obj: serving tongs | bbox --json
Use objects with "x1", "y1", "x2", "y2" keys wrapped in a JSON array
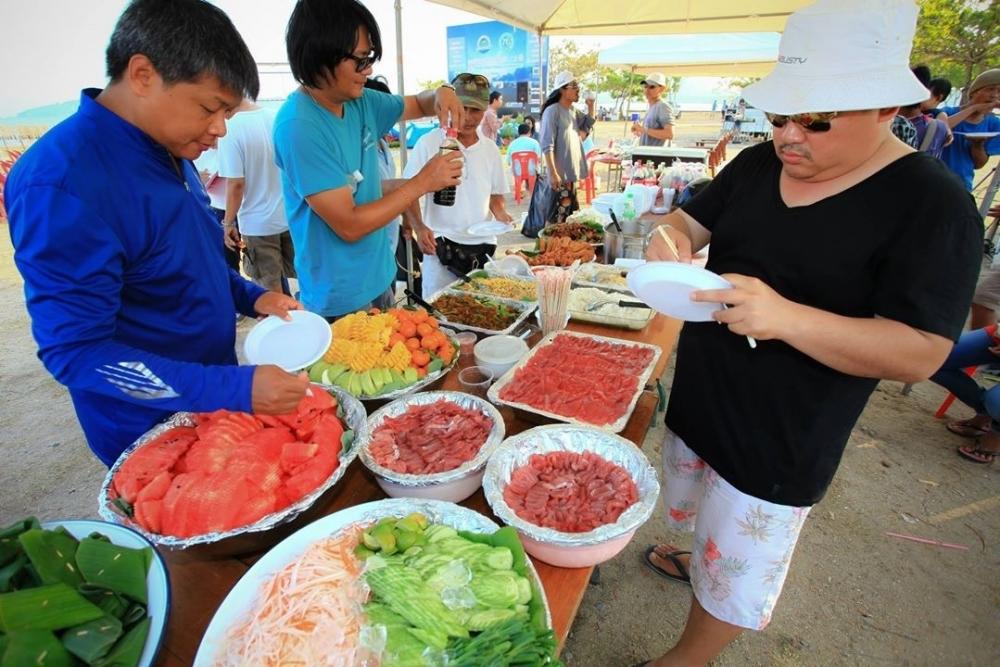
[
  {"x1": 584, "y1": 298, "x2": 648, "y2": 312},
  {"x1": 404, "y1": 288, "x2": 448, "y2": 320}
]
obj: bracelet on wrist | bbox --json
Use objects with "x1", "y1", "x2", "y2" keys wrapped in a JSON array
[{"x1": 438, "y1": 83, "x2": 455, "y2": 91}]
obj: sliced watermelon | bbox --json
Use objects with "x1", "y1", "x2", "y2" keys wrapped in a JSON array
[
  {"x1": 310, "y1": 413, "x2": 345, "y2": 453},
  {"x1": 280, "y1": 441, "x2": 319, "y2": 473},
  {"x1": 232, "y1": 489, "x2": 278, "y2": 528},
  {"x1": 135, "y1": 470, "x2": 172, "y2": 503},
  {"x1": 133, "y1": 498, "x2": 163, "y2": 534},
  {"x1": 113, "y1": 426, "x2": 197, "y2": 503}
]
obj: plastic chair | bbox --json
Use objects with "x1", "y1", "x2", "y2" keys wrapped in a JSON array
[
  {"x1": 510, "y1": 151, "x2": 539, "y2": 204},
  {"x1": 933, "y1": 323, "x2": 998, "y2": 418}
]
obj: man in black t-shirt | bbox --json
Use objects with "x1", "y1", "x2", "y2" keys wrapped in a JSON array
[{"x1": 632, "y1": 2, "x2": 982, "y2": 666}]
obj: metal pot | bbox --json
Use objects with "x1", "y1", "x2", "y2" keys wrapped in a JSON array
[{"x1": 603, "y1": 220, "x2": 654, "y2": 264}]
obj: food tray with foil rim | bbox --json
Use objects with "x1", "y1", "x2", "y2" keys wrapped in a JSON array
[
  {"x1": 486, "y1": 330, "x2": 662, "y2": 434},
  {"x1": 98, "y1": 383, "x2": 369, "y2": 552},
  {"x1": 538, "y1": 222, "x2": 606, "y2": 248},
  {"x1": 192, "y1": 497, "x2": 552, "y2": 666},
  {"x1": 359, "y1": 391, "x2": 506, "y2": 489},
  {"x1": 567, "y1": 286, "x2": 654, "y2": 331},
  {"x1": 572, "y1": 262, "x2": 635, "y2": 295},
  {"x1": 442, "y1": 269, "x2": 538, "y2": 304},
  {"x1": 482, "y1": 425, "x2": 660, "y2": 547},
  {"x1": 426, "y1": 288, "x2": 538, "y2": 336},
  {"x1": 356, "y1": 332, "x2": 461, "y2": 403}
]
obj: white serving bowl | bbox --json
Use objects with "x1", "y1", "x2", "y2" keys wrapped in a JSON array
[
  {"x1": 483, "y1": 425, "x2": 660, "y2": 568},
  {"x1": 474, "y1": 335, "x2": 529, "y2": 378},
  {"x1": 361, "y1": 391, "x2": 505, "y2": 503}
]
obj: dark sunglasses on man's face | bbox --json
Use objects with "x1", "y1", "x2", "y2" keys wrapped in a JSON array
[
  {"x1": 345, "y1": 52, "x2": 377, "y2": 73},
  {"x1": 765, "y1": 111, "x2": 839, "y2": 133}
]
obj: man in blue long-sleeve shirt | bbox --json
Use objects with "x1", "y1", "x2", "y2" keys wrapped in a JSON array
[{"x1": 5, "y1": 0, "x2": 309, "y2": 466}]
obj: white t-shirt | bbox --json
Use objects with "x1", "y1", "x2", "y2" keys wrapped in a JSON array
[
  {"x1": 217, "y1": 108, "x2": 288, "y2": 236},
  {"x1": 402, "y1": 128, "x2": 509, "y2": 244},
  {"x1": 193, "y1": 148, "x2": 227, "y2": 210}
]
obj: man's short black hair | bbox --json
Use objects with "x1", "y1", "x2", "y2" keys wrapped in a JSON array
[
  {"x1": 489, "y1": 91, "x2": 502, "y2": 104},
  {"x1": 517, "y1": 123, "x2": 530, "y2": 136},
  {"x1": 106, "y1": 0, "x2": 259, "y2": 99},
  {"x1": 929, "y1": 78, "x2": 952, "y2": 100},
  {"x1": 911, "y1": 65, "x2": 932, "y2": 88},
  {"x1": 286, "y1": 0, "x2": 382, "y2": 89}
]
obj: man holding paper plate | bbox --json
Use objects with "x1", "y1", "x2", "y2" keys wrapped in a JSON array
[
  {"x1": 633, "y1": 1, "x2": 982, "y2": 665},
  {"x1": 5, "y1": 0, "x2": 310, "y2": 467}
]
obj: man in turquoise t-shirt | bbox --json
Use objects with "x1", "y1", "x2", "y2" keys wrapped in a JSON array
[
  {"x1": 274, "y1": 0, "x2": 463, "y2": 318},
  {"x1": 940, "y1": 68, "x2": 1000, "y2": 190}
]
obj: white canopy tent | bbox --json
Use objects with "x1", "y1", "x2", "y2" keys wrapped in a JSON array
[
  {"x1": 597, "y1": 33, "x2": 781, "y2": 79},
  {"x1": 423, "y1": 0, "x2": 810, "y2": 36}
]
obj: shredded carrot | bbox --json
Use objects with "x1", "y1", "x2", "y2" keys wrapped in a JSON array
[{"x1": 216, "y1": 527, "x2": 369, "y2": 666}]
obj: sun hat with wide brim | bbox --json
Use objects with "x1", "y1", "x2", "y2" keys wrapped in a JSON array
[
  {"x1": 742, "y1": 0, "x2": 930, "y2": 114},
  {"x1": 552, "y1": 70, "x2": 577, "y2": 90}
]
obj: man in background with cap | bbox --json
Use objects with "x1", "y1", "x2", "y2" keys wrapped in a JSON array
[
  {"x1": 403, "y1": 73, "x2": 513, "y2": 297},
  {"x1": 632, "y1": 72, "x2": 674, "y2": 147},
  {"x1": 939, "y1": 68, "x2": 1000, "y2": 191},
  {"x1": 637, "y1": 1, "x2": 981, "y2": 664}
]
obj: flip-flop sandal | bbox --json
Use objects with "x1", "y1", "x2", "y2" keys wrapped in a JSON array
[
  {"x1": 643, "y1": 545, "x2": 691, "y2": 585},
  {"x1": 946, "y1": 419, "x2": 990, "y2": 438},
  {"x1": 958, "y1": 444, "x2": 999, "y2": 464}
]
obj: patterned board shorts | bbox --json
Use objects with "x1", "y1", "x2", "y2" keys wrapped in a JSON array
[{"x1": 661, "y1": 432, "x2": 812, "y2": 630}]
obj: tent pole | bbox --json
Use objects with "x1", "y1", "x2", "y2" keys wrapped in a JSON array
[
  {"x1": 394, "y1": 0, "x2": 407, "y2": 169},
  {"x1": 537, "y1": 30, "x2": 545, "y2": 111},
  {"x1": 623, "y1": 66, "x2": 635, "y2": 137}
]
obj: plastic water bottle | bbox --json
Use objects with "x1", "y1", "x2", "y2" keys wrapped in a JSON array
[
  {"x1": 433, "y1": 128, "x2": 460, "y2": 206},
  {"x1": 622, "y1": 192, "x2": 638, "y2": 234}
]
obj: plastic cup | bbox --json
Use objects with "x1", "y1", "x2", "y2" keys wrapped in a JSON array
[
  {"x1": 454, "y1": 331, "x2": 478, "y2": 358},
  {"x1": 458, "y1": 366, "x2": 495, "y2": 398}
]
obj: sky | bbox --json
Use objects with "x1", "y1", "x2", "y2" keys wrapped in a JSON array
[{"x1": 0, "y1": 0, "x2": 726, "y2": 118}]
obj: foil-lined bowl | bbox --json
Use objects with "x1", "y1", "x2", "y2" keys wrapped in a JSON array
[
  {"x1": 360, "y1": 391, "x2": 505, "y2": 503},
  {"x1": 483, "y1": 425, "x2": 660, "y2": 568},
  {"x1": 98, "y1": 384, "x2": 369, "y2": 558},
  {"x1": 358, "y1": 334, "x2": 461, "y2": 404},
  {"x1": 193, "y1": 498, "x2": 552, "y2": 665}
]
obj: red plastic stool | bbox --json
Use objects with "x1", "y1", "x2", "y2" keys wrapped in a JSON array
[{"x1": 510, "y1": 151, "x2": 538, "y2": 204}]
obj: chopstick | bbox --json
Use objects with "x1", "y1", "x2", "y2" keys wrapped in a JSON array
[{"x1": 655, "y1": 225, "x2": 757, "y2": 350}]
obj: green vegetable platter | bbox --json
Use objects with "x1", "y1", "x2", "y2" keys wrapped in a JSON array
[
  {"x1": 0, "y1": 518, "x2": 169, "y2": 667},
  {"x1": 194, "y1": 498, "x2": 561, "y2": 667}
]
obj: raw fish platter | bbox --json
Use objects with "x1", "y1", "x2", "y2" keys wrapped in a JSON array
[
  {"x1": 488, "y1": 331, "x2": 662, "y2": 433},
  {"x1": 193, "y1": 499, "x2": 559, "y2": 666}
]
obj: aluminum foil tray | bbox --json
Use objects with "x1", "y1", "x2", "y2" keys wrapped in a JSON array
[
  {"x1": 572, "y1": 263, "x2": 634, "y2": 295},
  {"x1": 98, "y1": 384, "x2": 369, "y2": 556},
  {"x1": 567, "y1": 286, "x2": 654, "y2": 331},
  {"x1": 442, "y1": 269, "x2": 538, "y2": 305},
  {"x1": 360, "y1": 391, "x2": 505, "y2": 489},
  {"x1": 483, "y1": 425, "x2": 660, "y2": 547},
  {"x1": 486, "y1": 330, "x2": 662, "y2": 433},
  {"x1": 426, "y1": 289, "x2": 538, "y2": 336}
]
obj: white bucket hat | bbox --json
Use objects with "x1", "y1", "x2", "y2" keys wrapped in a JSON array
[
  {"x1": 553, "y1": 70, "x2": 577, "y2": 90},
  {"x1": 742, "y1": 0, "x2": 929, "y2": 114}
]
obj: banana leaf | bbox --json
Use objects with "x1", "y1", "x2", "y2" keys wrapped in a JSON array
[
  {"x1": 75, "y1": 538, "x2": 147, "y2": 604},
  {"x1": 78, "y1": 584, "x2": 130, "y2": 620},
  {"x1": 0, "y1": 553, "x2": 28, "y2": 593},
  {"x1": 120, "y1": 603, "x2": 147, "y2": 629},
  {"x1": 18, "y1": 529, "x2": 83, "y2": 588},
  {"x1": 61, "y1": 614, "x2": 123, "y2": 663},
  {"x1": 0, "y1": 583, "x2": 104, "y2": 632},
  {"x1": 0, "y1": 630, "x2": 72, "y2": 667},
  {"x1": 92, "y1": 617, "x2": 149, "y2": 667}
]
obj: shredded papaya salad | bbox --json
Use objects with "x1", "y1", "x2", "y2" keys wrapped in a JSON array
[
  {"x1": 217, "y1": 514, "x2": 562, "y2": 666},
  {"x1": 218, "y1": 527, "x2": 369, "y2": 665}
]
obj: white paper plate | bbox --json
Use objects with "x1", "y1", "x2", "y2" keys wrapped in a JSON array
[
  {"x1": 626, "y1": 261, "x2": 731, "y2": 322},
  {"x1": 42, "y1": 519, "x2": 170, "y2": 667},
  {"x1": 956, "y1": 131, "x2": 999, "y2": 139},
  {"x1": 467, "y1": 220, "x2": 512, "y2": 237},
  {"x1": 243, "y1": 310, "x2": 332, "y2": 371}
]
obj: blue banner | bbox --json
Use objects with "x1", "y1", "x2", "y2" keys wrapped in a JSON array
[{"x1": 446, "y1": 21, "x2": 548, "y2": 109}]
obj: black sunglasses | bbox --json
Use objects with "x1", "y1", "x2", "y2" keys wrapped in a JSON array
[
  {"x1": 344, "y1": 52, "x2": 377, "y2": 73},
  {"x1": 765, "y1": 111, "x2": 839, "y2": 133}
]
